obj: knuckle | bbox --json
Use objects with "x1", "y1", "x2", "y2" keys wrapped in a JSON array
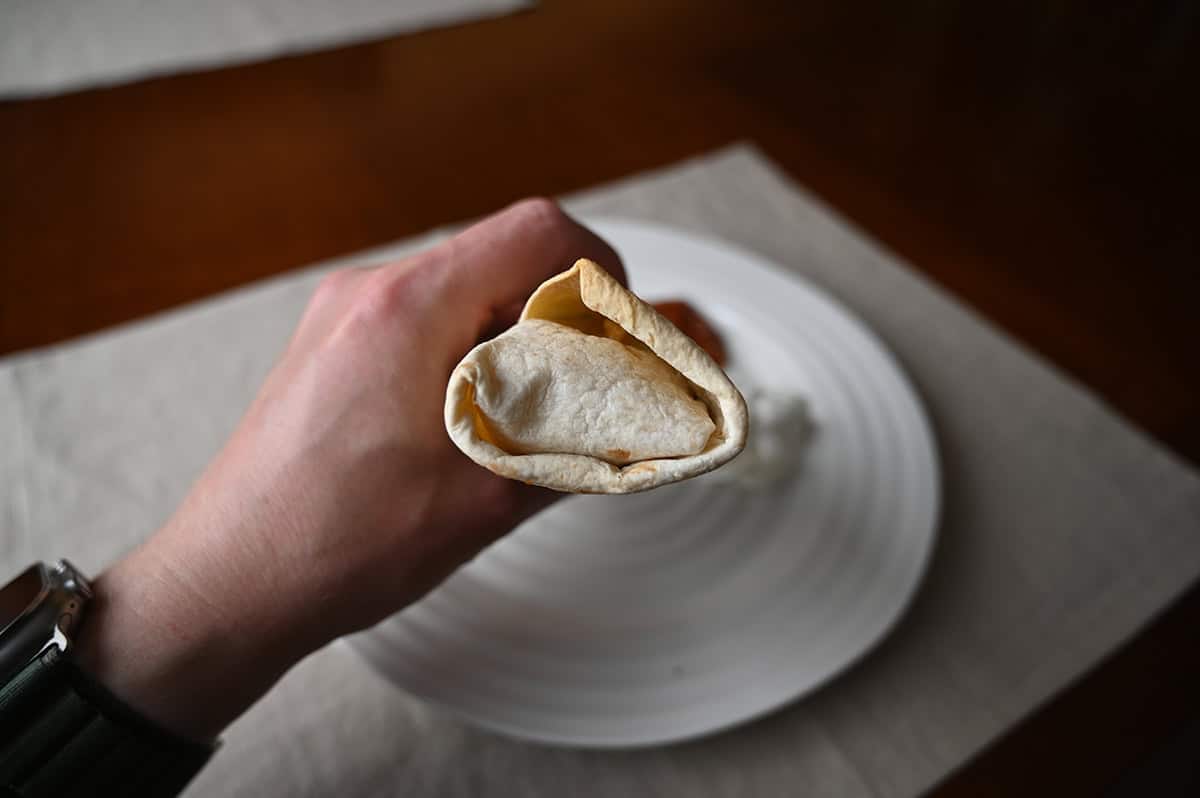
[
  {"x1": 509, "y1": 196, "x2": 569, "y2": 233},
  {"x1": 354, "y1": 270, "x2": 403, "y2": 321},
  {"x1": 346, "y1": 264, "x2": 426, "y2": 329},
  {"x1": 310, "y1": 268, "x2": 358, "y2": 308}
]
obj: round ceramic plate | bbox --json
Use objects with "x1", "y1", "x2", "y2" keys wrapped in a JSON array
[{"x1": 346, "y1": 218, "x2": 940, "y2": 747}]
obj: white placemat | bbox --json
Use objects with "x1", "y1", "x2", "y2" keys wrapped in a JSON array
[
  {"x1": 0, "y1": 0, "x2": 532, "y2": 98},
  {"x1": 2, "y1": 145, "x2": 1197, "y2": 797}
]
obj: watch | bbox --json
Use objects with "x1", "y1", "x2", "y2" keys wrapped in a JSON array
[{"x1": 0, "y1": 561, "x2": 213, "y2": 797}]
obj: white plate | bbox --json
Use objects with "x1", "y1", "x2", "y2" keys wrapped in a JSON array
[{"x1": 346, "y1": 218, "x2": 941, "y2": 747}]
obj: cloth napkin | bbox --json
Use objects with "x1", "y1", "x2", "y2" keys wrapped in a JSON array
[
  {"x1": 0, "y1": 0, "x2": 532, "y2": 98},
  {"x1": 1, "y1": 145, "x2": 1197, "y2": 797}
]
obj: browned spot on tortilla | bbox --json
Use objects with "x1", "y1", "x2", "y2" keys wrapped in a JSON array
[
  {"x1": 606, "y1": 448, "x2": 631, "y2": 462},
  {"x1": 624, "y1": 463, "x2": 658, "y2": 474}
]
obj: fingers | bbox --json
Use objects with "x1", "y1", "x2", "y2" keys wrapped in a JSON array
[
  {"x1": 477, "y1": 298, "x2": 527, "y2": 344},
  {"x1": 296, "y1": 199, "x2": 623, "y2": 355},
  {"x1": 420, "y1": 198, "x2": 626, "y2": 318},
  {"x1": 512, "y1": 481, "x2": 563, "y2": 519}
]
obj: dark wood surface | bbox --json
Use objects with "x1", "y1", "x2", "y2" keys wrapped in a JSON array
[{"x1": 2, "y1": 2, "x2": 1197, "y2": 793}]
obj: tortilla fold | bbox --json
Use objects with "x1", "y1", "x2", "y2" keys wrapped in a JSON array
[{"x1": 444, "y1": 259, "x2": 748, "y2": 493}]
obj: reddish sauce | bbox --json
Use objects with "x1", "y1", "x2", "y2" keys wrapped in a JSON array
[{"x1": 652, "y1": 300, "x2": 727, "y2": 366}]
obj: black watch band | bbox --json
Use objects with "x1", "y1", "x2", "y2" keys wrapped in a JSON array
[{"x1": 0, "y1": 645, "x2": 214, "y2": 797}]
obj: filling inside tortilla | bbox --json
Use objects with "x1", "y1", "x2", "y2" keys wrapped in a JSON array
[{"x1": 467, "y1": 319, "x2": 716, "y2": 466}]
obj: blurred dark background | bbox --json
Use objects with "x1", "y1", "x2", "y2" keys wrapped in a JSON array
[{"x1": 1, "y1": 2, "x2": 1197, "y2": 793}]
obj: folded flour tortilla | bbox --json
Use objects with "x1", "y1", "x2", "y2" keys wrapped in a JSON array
[{"x1": 444, "y1": 259, "x2": 748, "y2": 493}]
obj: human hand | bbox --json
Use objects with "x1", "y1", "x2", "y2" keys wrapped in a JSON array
[{"x1": 76, "y1": 199, "x2": 623, "y2": 739}]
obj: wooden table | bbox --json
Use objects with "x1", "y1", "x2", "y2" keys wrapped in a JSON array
[{"x1": 2, "y1": 2, "x2": 1197, "y2": 793}]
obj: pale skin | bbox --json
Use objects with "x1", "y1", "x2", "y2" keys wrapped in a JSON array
[{"x1": 74, "y1": 199, "x2": 624, "y2": 742}]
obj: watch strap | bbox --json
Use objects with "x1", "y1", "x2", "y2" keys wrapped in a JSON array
[{"x1": 0, "y1": 646, "x2": 214, "y2": 797}]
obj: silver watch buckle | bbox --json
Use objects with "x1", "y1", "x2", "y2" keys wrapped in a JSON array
[{"x1": 0, "y1": 559, "x2": 93, "y2": 682}]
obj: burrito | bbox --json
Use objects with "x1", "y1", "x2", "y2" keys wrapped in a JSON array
[{"x1": 444, "y1": 259, "x2": 748, "y2": 493}]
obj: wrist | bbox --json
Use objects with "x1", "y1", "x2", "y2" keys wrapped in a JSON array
[{"x1": 73, "y1": 518, "x2": 315, "y2": 741}]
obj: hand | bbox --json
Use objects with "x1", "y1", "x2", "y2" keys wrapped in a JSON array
[{"x1": 75, "y1": 199, "x2": 623, "y2": 740}]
